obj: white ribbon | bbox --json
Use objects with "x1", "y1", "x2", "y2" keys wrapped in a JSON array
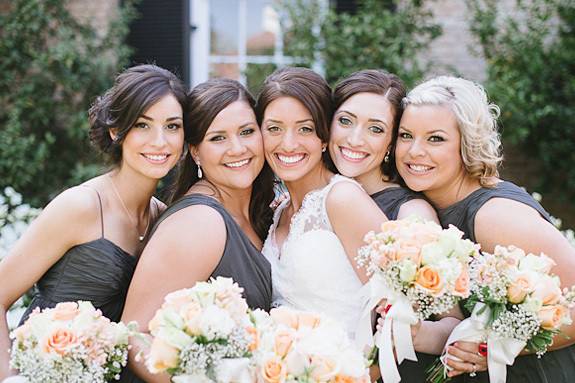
[
  {"x1": 441, "y1": 303, "x2": 526, "y2": 383},
  {"x1": 172, "y1": 358, "x2": 252, "y2": 383},
  {"x1": 1, "y1": 376, "x2": 29, "y2": 383},
  {"x1": 356, "y1": 275, "x2": 418, "y2": 383}
]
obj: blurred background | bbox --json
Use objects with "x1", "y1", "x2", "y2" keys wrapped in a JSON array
[{"x1": 1, "y1": 0, "x2": 574, "y2": 252}]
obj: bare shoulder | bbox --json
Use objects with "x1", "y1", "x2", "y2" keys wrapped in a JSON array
[
  {"x1": 398, "y1": 198, "x2": 439, "y2": 223},
  {"x1": 41, "y1": 186, "x2": 101, "y2": 230},
  {"x1": 475, "y1": 197, "x2": 542, "y2": 227},
  {"x1": 326, "y1": 179, "x2": 369, "y2": 209}
]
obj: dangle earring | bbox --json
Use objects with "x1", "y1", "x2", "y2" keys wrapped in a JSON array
[
  {"x1": 384, "y1": 150, "x2": 390, "y2": 163},
  {"x1": 196, "y1": 161, "x2": 203, "y2": 179},
  {"x1": 321, "y1": 145, "x2": 327, "y2": 153}
]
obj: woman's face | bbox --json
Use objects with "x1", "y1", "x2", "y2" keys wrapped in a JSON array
[
  {"x1": 395, "y1": 104, "x2": 465, "y2": 196},
  {"x1": 192, "y1": 100, "x2": 264, "y2": 191},
  {"x1": 329, "y1": 92, "x2": 394, "y2": 183},
  {"x1": 261, "y1": 96, "x2": 325, "y2": 184},
  {"x1": 117, "y1": 94, "x2": 184, "y2": 180}
]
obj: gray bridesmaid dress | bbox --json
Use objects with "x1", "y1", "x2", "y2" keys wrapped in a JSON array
[
  {"x1": 19, "y1": 187, "x2": 137, "y2": 326},
  {"x1": 438, "y1": 180, "x2": 575, "y2": 383}
]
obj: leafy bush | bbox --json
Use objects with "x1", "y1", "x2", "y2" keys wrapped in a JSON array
[
  {"x1": 0, "y1": 0, "x2": 137, "y2": 206},
  {"x1": 467, "y1": 0, "x2": 575, "y2": 198},
  {"x1": 279, "y1": 0, "x2": 442, "y2": 85}
]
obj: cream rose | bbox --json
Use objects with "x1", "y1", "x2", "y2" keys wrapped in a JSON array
[
  {"x1": 51, "y1": 302, "x2": 80, "y2": 321},
  {"x1": 532, "y1": 276, "x2": 562, "y2": 305},
  {"x1": 147, "y1": 337, "x2": 179, "y2": 373},
  {"x1": 261, "y1": 356, "x2": 287, "y2": 383},
  {"x1": 538, "y1": 305, "x2": 569, "y2": 330},
  {"x1": 507, "y1": 274, "x2": 533, "y2": 304}
]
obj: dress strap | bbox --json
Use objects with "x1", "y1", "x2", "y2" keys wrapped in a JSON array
[{"x1": 80, "y1": 185, "x2": 105, "y2": 237}]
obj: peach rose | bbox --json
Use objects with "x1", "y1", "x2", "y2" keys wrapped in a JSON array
[
  {"x1": 309, "y1": 355, "x2": 338, "y2": 381},
  {"x1": 396, "y1": 242, "x2": 421, "y2": 265},
  {"x1": 261, "y1": 357, "x2": 287, "y2": 383},
  {"x1": 270, "y1": 307, "x2": 299, "y2": 329},
  {"x1": 538, "y1": 305, "x2": 569, "y2": 330},
  {"x1": 273, "y1": 329, "x2": 294, "y2": 358},
  {"x1": 507, "y1": 274, "x2": 533, "y2": 304},
  {"x1": 51, "y1": 302, "x2": 80, "y2": 321},
  {"x1": 297, "y1": 312, "x2": 321, "y2": 329},
  {"x1": 147, "y1": 337, "x2": 179, "y2": 373},
  {"x1": 454, "y1": 267, "x2": 470, "y2": 297},
  {"x1": 246, "y1": 325, "x2": 259, "y2": 352},
  {"x1": 532, "y1": 277, "x2": 562, "y2": 305},
  {"x1": 42, "y1": 328, "x2": 78, "y2": 356},
  {"x1": 380, "y1": 221, "x2": 401, "y2": 233},
  {"x1": 415, "y1": 266, "x2": 443, "y2": 295}
]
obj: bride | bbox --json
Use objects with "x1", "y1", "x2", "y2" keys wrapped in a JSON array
[{"x1": 256, "y1": 66, "x2": 388, "y2": 339}]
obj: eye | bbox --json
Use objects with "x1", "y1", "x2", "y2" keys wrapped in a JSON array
[
  {"x1": 338, "y1": 116, "x2": 352, "y2": 126},
  {"x1": 267, "y1": 125, "x2": 280, "y2": 133},
  {"x1": 428, "y1": 135, "x2": 445, "y2": 142},
  {"x1": 134, "y1": 122, "x2": 149, "y2": 129},
  {"x1": 399, "y1": 132, "x2": 412, "y2": 139},
  {"x1": 209, "y1": 135, "x2": 225, "y2": 142},
  {"x1": 369, "y1": 125, "x2": 384, "y2": 134},
  {"x1": 299, "y1": 126, "x2": 314, "y2": 134},
  {"x1": 240, "y1": 128, "x2": 255, "y2": 136},
  {"x1": 166, "y1": 123, "x2": 181, "y2": 131}
]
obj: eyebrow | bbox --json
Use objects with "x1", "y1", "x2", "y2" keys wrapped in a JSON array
[
  {"x1": 139, "y1": 115, "x2": 183, "y2": 122},
  {"x1": 265, "y1": 118, "x2": 314, "y2": 124},
  {"x1": 206, "y1": 122, "x2": 256, "y2": 135},
  {"x1": 399, "y1": 126, "x2": 448, "y2": 135},
  {"x1": 339, "y1": 110, "x2": 389, "y2": 127}
]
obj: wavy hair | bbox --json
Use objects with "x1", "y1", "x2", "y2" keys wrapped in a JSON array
[{"x1": 402, "y1": 76, "x2": 502, "y2": 187}]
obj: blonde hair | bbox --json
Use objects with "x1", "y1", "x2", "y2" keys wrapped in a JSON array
[{"x1": 402, "y1": 76, "x2": 502, "y2": 187}]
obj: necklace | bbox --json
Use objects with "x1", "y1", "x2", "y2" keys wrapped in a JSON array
[{"x1": 108, "y1": 174, "x2": 150, "y2": 241}]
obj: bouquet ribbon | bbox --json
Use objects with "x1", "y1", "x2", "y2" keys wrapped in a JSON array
[
  {"x1": 172, "y1": 358, "x2": 252, "y2": 383},
  {"x1": 356, "y1": 274, "x2": 418, "y2": 383},
  {"x1": 442, "y1": 303, "x2": 526, "y2": 383}
]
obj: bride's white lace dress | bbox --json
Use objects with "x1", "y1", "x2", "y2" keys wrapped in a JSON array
[{"x1": 262, "y1": 175, "x2": 365, "y2": 339}]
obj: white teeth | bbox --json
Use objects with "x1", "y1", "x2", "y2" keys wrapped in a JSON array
[
  {"x1": 341, "y1": 147, "x2": 368, "y2": 160},
  {"x1": 409, "y1": 164, "x2": 432, "y2": 172},
  {"x1": 144, "y1": 154, "x2": 168, "y2": 161},
  {"x1": 277, "y1": 154, "x2": 304, "y2": 164},
  {"x1": 225, "y1": 159, "x2": 249, "y2": 168}
]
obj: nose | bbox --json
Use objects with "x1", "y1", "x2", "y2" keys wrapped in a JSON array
[
  {"x1": 150, "y1": 125, "x2": 168, "y2": 147},
  {"x1": 407, "y1": 138, "x2": 425, "y2": 158},
  {"x1": 280, "y1": 130, "x2": 298, "y2": 152},
  {"x1": 346, "y1": 125, "x2": 364, "y2": 147},
  {"x1": 228, "y1": 135, "x2": 247, "y2": 156}
]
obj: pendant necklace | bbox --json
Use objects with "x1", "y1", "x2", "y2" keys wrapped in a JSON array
[{"x1": 108, "y1": 174, "x2": 150, "y2": 241}]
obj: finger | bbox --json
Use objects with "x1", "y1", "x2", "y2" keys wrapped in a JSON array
[
  {"x1": 445, "y1": 358, "x2": 474, "y2": 374},
  {"x1": 448, "y1": 345, "x2": 486, "y2": 366},
  {"x1": 454, "y1": 341, "x2": 480, "y2": 353}
]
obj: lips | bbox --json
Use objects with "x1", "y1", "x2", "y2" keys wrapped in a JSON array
[
  {"x1": 275, "y1": 153, "x2": 306, "y2": 166},
  {"x1": 339, "y1": 146, "x2": 369, "y2": 162},
  {"x1": 141, "y1": 153, "x2": 170, "y2": 164},
  {"x1": 405, "y1": 163, "x2": 434, "y2": 174},
  {"x1": 224, "y1": 158, "x2": 251, "y2": 168}
]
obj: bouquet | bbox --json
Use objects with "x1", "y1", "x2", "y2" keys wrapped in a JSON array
[
  {"x1": 427, "y1": 245, "x2": 575, "y2": 383},
  {"x1": 9, "y1": 301, "x2": 133, "y2": 383},
  {"x1": 355, "y1": 217, "x2": 479, "y2": 383},
  {"x1": 145, "y1": 277, "x2": 257, "y2": 383},
  {"x1": 252, "y1": 306, "x2": 370, "y2": 382}
]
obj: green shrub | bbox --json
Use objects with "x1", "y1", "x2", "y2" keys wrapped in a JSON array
[
  {"x1": 0, "y1": 0, "x2": 137, "y2": 206},
  {"x1": 279, "y1": 0, "x2": 442, "y2": 86},
  {"x1": 467, "y1": 0, "x2": 575, "y2": 197}
]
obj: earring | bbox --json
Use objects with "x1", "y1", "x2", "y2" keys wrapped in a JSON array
[
  {"x1": 384, "y1": 151, "x2": 390, "y2": 163},
  {"x1": 196, "y1": 162, "x2": 203, "y2": 179},
  {"x1": 322, "y1": 145, "x2": 327, "y2": 153}
]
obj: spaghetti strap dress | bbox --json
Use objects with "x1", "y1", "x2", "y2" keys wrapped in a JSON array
[
  {"x1": 438, "y1": 180, "x2": 575, "y2": 383},
  {"x1": 19, "y1": 186, "x2": 137, "y2": 325}
]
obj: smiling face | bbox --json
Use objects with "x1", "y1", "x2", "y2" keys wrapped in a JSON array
[
  {"x1": 191, "y1": 100, "x2": 264, "y2": 191},
  {"x1": 116, "y1": 94, "x2": 184, "y2": 180},
  {"x1": 261, "y1": 96, "x2": 325, "y2": 185},
  {"x1": 329, "y1": 92, "x2": 395, "y2": 188},
  {"x1": 395, "y1": 104, "x2": 468, "y2": 199}
]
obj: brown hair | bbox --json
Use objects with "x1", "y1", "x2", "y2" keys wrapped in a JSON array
[
  {"x1": 256, "y1": 66, "x2": 333, "y2": 165},
  {"x1": 89, "y1": 64, "x2": 187, "y2": 164},
  {"x1": 333, "y1": 69, "x2": 406, "y2": 181},
  {"x1": 170, "y1": 78, "x2": 274, "y2": 240}
]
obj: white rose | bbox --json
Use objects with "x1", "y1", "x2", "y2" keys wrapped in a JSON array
[
  {"x1": 198, "y1": 305, "x2": 235, "y2": 340},
  {"x1": 398, "y1": 259, "x2": 417, "y2": 283},
  {"x1": 421, "y1": 242, "x2": 445, "y2": 266},
  {"x1": 157, "y1": 326, "x2": 193, "y2": 349},
  {"x1": 337, "y1": 348, "x2": 368, "y2": 378},
  {"x1": 519, "y1": 253, "x2": 556, "y2": 274},
  {"x1": 520, "y1": 295, "x2": 543, "y2": 313}
]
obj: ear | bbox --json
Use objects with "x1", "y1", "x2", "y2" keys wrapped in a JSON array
[
  {"x1": 189, "y1": 144, "x2": 200, "y2": 163},
  {"x1": 109, "y1": 128, "x2": 119, "y2": 142}
]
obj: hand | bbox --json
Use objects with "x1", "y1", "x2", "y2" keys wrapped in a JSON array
[{"x1": 445, "y1": 341, "x2": 487, "y2": 378}]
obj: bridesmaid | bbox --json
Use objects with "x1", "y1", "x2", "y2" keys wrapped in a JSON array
[
  {"x1": 121, "y1": 78, "x2": 274, "y2": 382},
  {"x1": 0, "y1": 64, "x2": 186, "y2": 380},
  {"x1": 329, "y1": 69, "x2": 461, "y2": 381},
  {"x1": 396, "y1": 75, "x2": 575, "y2": 382}
]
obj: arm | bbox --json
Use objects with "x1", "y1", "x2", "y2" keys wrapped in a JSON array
[
  {"x1": 121, "y1": 205, "x2": 226, "y2": 383},
  {"x1": 326, "y1": 181, "x2": 388, "y2": 283},
  {"x1": 397, "y1": 198, "x2": 440, "y2": 223},
  {"x1": 0, "y1": 188, "x2": 97, "y2": 379}
]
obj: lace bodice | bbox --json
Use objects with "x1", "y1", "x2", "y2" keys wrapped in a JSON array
[{"x1": 262, "y1": 175, "x2": 365, "y2": 339}]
